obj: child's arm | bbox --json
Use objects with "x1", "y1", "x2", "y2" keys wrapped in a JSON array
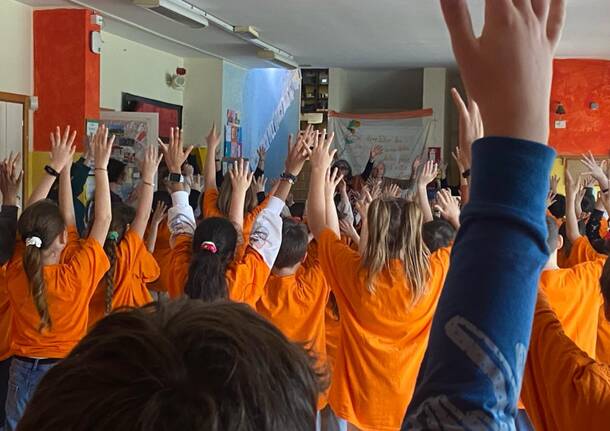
[
  {"x1": 254, "y1": 146, "x2": 266, "y2": 179},
  {"x1": 228, "y1": 159, "x2": 253, "y2": 233},
  {"x1": 307, "y1": 129, "x2": 338, "y2": 240},
  {"x1": 564, "y1": 169, "x2": 582, "y2": 244},
  {"x1": 160, "y1": 128, "x2": 195, "y2": 240},
  {"x1": 0, "y1": 153, "x2": 22, "y2": 264},
  {"x1": 146, "y1": 201, "x2": 167, "y2": 253},
  {"x1": 416, "y1": 160, "x2": 437, "y2": 223},
  {"x1": 88, "y1": 126, "x2": 114, "y2": 246},
  {"x1": 28, "y1": 126, "x2": 76, "y2": 207},
  {"x1": 324, "y1": 168, "x2": 343, "y2": 238},
  {"x1": 130, "y1": 145, "x2": 162, "y2": 239},
  {"x1": 405, "y1": 0, "x2": 564, "y2": 427},
  {"x1": 272, "y1": 130, "x2": 311, "y2": 204},
  {"x1": 204, "y1": 124, "x2": 220, "y2": 192}
]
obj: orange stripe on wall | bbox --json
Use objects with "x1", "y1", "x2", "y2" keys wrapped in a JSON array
[
  {"x1": 328, "y1": 108, "x2": 433, "y2": 120},
  {"x1": 34, "y1": 8, "x2": 100, "y2": 152}
]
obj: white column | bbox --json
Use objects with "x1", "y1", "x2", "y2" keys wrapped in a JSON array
[{"x1": 422, "y1": 67, "x2": 448, "y2": 161}]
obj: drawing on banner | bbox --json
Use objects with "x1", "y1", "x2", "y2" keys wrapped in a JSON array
[
  {"x1": 329, "y1": 110, "x2": 434, "y2": 179},
  {"x1": 224, "y1": 109, "x2": 243, "y2": 159}
]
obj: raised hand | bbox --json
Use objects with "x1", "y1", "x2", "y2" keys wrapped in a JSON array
[
  {"x1": 370, "y1": 144, "x2": 384, "y2": 161},
  {"x1": 141, "y1": 144, "x2": 163, "y2": 184},
  {"x1": 339, "y1": 218, "x2": 360, "y2": 244},
  {"x1": 158, "y1": 128, "x2": 192, "y2": 174},
  {"x1": 581, "y1": 152, "x2": 609, "y2": 189},
  {"x1": 0, "y1": 152, "x2": 23, "y2": 206},
  {"x1": 307, "y1": 129, "x2": 336, "y2": 171},
  {"x1": 92, "y1": 125, "x2": 115, "y2": 170},
  {"x1": 228, "y1": 158, "x2": 253, "y2": 195},
  {"x1": 383, "y1": 183, "x2": 401, "y2": 199},
  {"x1": 325, "y1": 167, "x2": 344, "y2": 198},
  {"x1": 285, "y1": 130, "x2": 314, "y2": 176},
  {"x1": 254, "y1": 175, "x2": 267, "y2": 193},
  {"x1": 49, "y1": 125, "x2": 77, "y2": 172},
  {"x1": 150, "y1": 201, "x2": 168, "y2": 227},
  {"x1": 451, "y1": 87, "x2": 482, "y2": 171},
  {"x1": 355, "y1": 190, "x2": 373, "y2": 222},
  {"x1": 257, "y1": 146, "x2": 267, "y2": 163},
  {"x1": 564, "y1": 168, "x2": 578, "y2": 198},
  {"x1": 418, "y1": 160, "x2": 439, "y2": 186},
  {"x1": 190, "y1": 174, "x2": 204, "y2": 193},
  {"x1": 206, "y1": 123, "x2": 221, "y2": 153},
  {"x1": 441, "y1": 0, "x2": 566, "y2": 144},
  {"x1": 434, "y1": 188, "x2": 461, "y2": 229}
]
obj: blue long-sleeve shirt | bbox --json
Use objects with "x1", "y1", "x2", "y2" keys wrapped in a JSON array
[{"x1": 403, "y1": 137, "x2": 555, "y2": 430}]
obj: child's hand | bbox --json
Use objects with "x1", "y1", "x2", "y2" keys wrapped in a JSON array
[
  {"x1": 190, "y1": 174, "x2": 204, "y2": 192},
  {"x1": 284, "y1": 132, "x2": 311, "y2": 176},
  {"x1": 92, "y1": 125, "x2": 115, "y2": 170},
  {"x1": 49, "y1": 126, "x2": 77, "y2": 173},
  {"x1": 0, "y1": 152, "x2": 23, "y2": 205},
  {"x1": 383, "y1": 183, "x2": 401, "y2": 199},
  {"x1": 339, "y1": 218, "x2": 359, "y2": 242},
  {"x1": 151, "y1": 201, "x2": 168, "y2": 227},
  {"x1": 356, "y1": 190, "x2": 373, "y2": 222},
  {"x1": 141, "y1": 144, "x2": 163, "y2": 183},
  {"x1": 307, "y1": 129, "x2": 336, "y2": 171},
  {"x1": 434, "y1": 188, "x2": 461, "y2": 228},
  {"x1": 369, "y1": 144, "x2": 383, "y2": 162},
  {"x1": 564, "y1": 168, "x2": 578, "y2": 198},
  {"x1": 451, "y1": 88, "x2": 482, "y2": 171},
  {"x1": 158, "y1": 128, "x2": 192, "y2": 174},
  {"x1": 581, "y1": 152, "x2": 608, "y2": 187},
  {"x1": 257, "y1": 146, "x2": 267, "y2": 163},
  {"x1": 206, "y1": 123, "x2": 221, "y2": 152},
  {"x1": 441, "y1": 0, "x2": 565, "y2": 144},
  {"x1": 228, "y1": 158, "x2": 253, "y2": 195},
  {"x1": 254, "y1": 175, "x2": 267, "y2": 193},
  {"x1": 417, "y1": 160, "x2": 438, "y2": 187},
  {"x1": 325, "y1": 167, "x2": 343, "y2": 198}
]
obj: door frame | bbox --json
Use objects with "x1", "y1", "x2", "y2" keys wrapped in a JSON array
[{"x1": 0, "y1": 91, "x2": 31, "y2": 199}]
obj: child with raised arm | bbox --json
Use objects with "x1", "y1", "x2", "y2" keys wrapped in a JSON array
[
  {"x1": 403, "y1": 0, "x2": 565, "y2": 428},
  {"x1": 306, "y1": 130, "x2": 451, "y2": 430},
  {"x1": 4, "y1": 126, "x2": 113, "y2": 428},
  {"x1": 165, "y1": 129, "x2": 309, "y2": 304},
  {"x1": 87, "y1": 144, "x2": 162, "y2": 326}
]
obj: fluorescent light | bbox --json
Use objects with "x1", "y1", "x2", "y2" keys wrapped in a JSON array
[
  {"x1": 257, "y1": 50, "x2": 298, "y2": 69},
  {"x1": 133, "y1": 0, "x2": 209, "y2": 29},
  {"x1": 234, "y1": 26, "x2": 260, "y2": 40}
]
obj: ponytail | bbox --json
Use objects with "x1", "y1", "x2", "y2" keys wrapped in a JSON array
[
  {"x1": 18, "y1": 200, "x2": 66, "y2": 332},
  {"x1": 99, "y1": 203, "x2": 136, "y2": 315},
  {"x1": 185, "y1": 217, "x2": 238, "y2": 302},
  {"x1": 23, "y1": 244, "x2": 52, "y2": 331},
  {"x1": 103, "y1": 238, "x2": 118, "y2": 314}
]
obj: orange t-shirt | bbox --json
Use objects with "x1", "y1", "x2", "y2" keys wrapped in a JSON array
[
  {"x1": 88, "y1": 230, "x2": 159, "y2": 327},
  {"x1": 168, "y1": 234, "x2": 271, "y2": 306},
  {"x1": 317, "y1": 228, "x2": 450, "y2": 431},
  {"x1": 149, "y1": 222, "x2": 172, "y2": 293},
  {"x1": 255, "y1": 243, "x2": 331, "y2": 409},
  {"x1": 596, "y1": 305, "x2": 610, "y2": 364},
  {"x1": 324, "y1": 302, "x2": 340, "y2": 374},
  {"x1": 203, "y1": 188, "x2": 269, "y2": 241},
  {"x1": 0, "y1": 264, "x2": 11, "y2": 361},
  {"x1": 6, "y1": 237, "x2": 110, "y2": 358},
  {"x1": 562, "y1": 236, "x2": 604, "y2": 268},
  {"x1": 539, "y1": 259, "x2": 605, "y2": 359},
  {"x1": 522, "y1": 292, "x2": 610, "y2": 431},
  {"x1": 600, "y1": 217, "x2": 608, "y2": 238}
]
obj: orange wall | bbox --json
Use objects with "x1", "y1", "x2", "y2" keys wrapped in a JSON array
[
  {"x1": 549, "y1": 59, "x2": 610, "y2": 156},
  {"x1": 33, "y1": 8, "x2": 100, "y2": 152}
]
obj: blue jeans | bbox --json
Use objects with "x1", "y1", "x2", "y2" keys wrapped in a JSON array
[
  {"x1": 4, "y1": 358, "x2": 56, "y2": 431},
  {"x1": 0, "y1": 357, "x2": 11, "y2": 431}
]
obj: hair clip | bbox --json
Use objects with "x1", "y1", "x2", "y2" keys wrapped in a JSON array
[
  {"x1": 107, "y1": 231, "x2": 119, "y2": 241},
  {"x1": 200, "y1": 241, "x2": 218, "y2": 254}
]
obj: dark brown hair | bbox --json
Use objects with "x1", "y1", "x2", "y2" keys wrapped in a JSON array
[
  {"x1": 17, "y1": 200, "x2": 66, "y2": 331},
  {"x1": 274, "y1": 219, "x2": 309, "y2": 269},
  {"x1": 18, "y1": 299, "x2": 325, "y2": 431},
  {"x1": 102, "y1": 203, "x2": 136, "y2": 314}
]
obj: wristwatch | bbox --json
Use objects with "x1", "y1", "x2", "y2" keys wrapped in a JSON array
[
  {"x1": 462, "y1": 169, "x2": 471, "y2": 179},
  {"x1": 167, "y1": 173, "x2": 184, "y2": 183},
  {"x1": 280, "y1": 172, "x2": 297, "y2": 185}
]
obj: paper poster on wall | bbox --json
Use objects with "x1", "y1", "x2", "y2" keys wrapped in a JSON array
[
  {"x1": 328, "y1": 109, "x2": 434, "y2": 179},
  {"x1": 85, "y1": 112, "x2": 159, "y2": 202},
  {"x1": 224, "y1": 109, "x2": 242, "y2": 159}
]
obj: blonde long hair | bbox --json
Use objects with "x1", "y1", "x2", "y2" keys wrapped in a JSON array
[
  {"x1": 217, "y1": 179, "x2": 258, "y2": 217},
  {"x1": 360, "y1": 198, "x2": 431, "y2": 306}
]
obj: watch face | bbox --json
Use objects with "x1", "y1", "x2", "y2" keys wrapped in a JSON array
[{"x1": 168, "y1": 173, "x2": 183, "y2": 182}]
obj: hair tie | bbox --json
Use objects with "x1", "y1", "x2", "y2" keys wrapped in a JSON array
[
  {"x1": 25, "y1": 236, "x2": 43, "y2": 249},
  {"x1": 200, "y1": 241, "x2": 218, "y2": 254},
  {"x1": 107, "y1": 231, "x2": 119, "y2": 241}
]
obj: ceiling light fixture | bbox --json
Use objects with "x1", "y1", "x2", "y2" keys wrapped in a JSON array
[
  {"x1": 257, "y1": 50, "x2": 298, "y2": 69},
  {"x1": 233, "y1": 26, "x2": 260, "y2": 40},
  {"x1": 133, "y1": 0, "x2": 209, "y2": 29}
]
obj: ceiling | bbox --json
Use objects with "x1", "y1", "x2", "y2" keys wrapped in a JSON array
[{"x1": 17, "y1": 0, "x2": 610, "y2": 69}]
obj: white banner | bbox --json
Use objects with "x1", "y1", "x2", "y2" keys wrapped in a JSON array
[{"x1": 328, "y1": 110, "x2": 433, "y2": 179}]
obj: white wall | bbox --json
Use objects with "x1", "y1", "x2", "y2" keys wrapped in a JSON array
[
  {"x1": 100, "y1": 31, "x2": 184, "y2": 111},
  {"x1": 422, "y1": 67, "x2": 448, "y2": 157},
  {"x1": 328, "y1": 68, "x2": 423, "y2": 113},
  {"x1": 0, "y1": 0, "x2": 33, "y2": 96},
  {"x1": 182, "y1": 57, "x2": 223, "y2": 147}
]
